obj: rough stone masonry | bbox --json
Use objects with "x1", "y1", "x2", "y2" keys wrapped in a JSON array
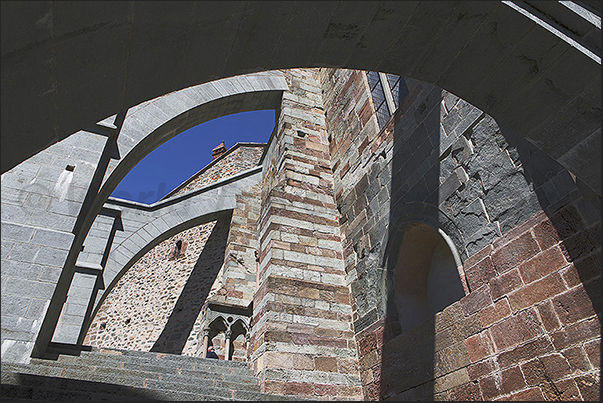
[{"x1": 1, "y1": 66, "x2": 600, "y2": 401}]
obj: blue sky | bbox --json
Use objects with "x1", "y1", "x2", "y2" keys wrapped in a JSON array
[{"x1": 111, "y1": 109, "x2": 275, "y2": 204}]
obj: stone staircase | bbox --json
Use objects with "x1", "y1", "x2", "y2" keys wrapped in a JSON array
[{"x1": 1, "y1": 346, "x2": 297, "y2": 401}]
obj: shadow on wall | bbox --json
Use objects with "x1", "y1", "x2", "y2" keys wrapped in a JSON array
[
  {"x1": 376, "y1": 83, "x2": 601, "y2": 400},
  {"x1": 378, "y1": 82, "x2": 449, "y2": 400},
  {"x1": 499, "y1": 124, "x2": 601, "y2": 328},
  {"x1": 150, "y1": 212, "x2": 232, "y2": 355}
]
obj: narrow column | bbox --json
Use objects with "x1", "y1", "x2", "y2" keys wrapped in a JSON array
[
  {"x1": 224, "y1": 329, "x2": 232, "y2": 361},
  {"x1": 201, "y1": 328, "x2": 210, "y2": 358}
]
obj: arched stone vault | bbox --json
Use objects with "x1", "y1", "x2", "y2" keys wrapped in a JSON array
[
  {"x1": 0, "y1": 3, "x2": 600, "y2": 399},
  {"x1": 52, "y1": 167, "x2": 262, "y2": 345},
  {"x1": 1, "y1": 71, "x2": 286, "y2": 363},
  {"x1": 2, "y1": 1, "x2": 600, "y2": 194}
]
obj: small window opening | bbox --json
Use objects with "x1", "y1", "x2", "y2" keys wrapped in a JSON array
[{"x1": 167, "y1": 238, "x2": 188, "y2": 260}]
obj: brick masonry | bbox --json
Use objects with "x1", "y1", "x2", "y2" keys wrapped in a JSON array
[
  {"x1": 1, "y1": 66, "x2": 600, "y2": 401},
  {"x1": 319, "y1": 67, "x2": 600, "y2": 400}
]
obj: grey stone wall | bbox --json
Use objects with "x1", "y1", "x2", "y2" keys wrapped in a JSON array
[
  {"x1": 1, "y1": 129, "x2": 108, "y2": 363},
  {"x1": 1, "y1": 71, "x2": 287, "y2": 364}
]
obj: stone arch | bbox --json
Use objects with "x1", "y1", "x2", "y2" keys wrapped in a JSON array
[
  {"x1": 96, "y1": 72, "x2": 286, "y2": 197},
  {"x1": 50, "y1": 160, "x2": 262, "y2": 348},
  {"x1": 199, "y1": 302, "x2": 253, "y2": 361},
  {"x1": 391, "y1": 222, "x2": 466, "y2": 333},
  {"x1": 231, "y1": 318, "x2": 250, "y2": 338},
  {"x1": 2, "y1": 2, "x2": 600, "y2": 195},
  {"x1": 383, "y1": 202, "x2": 469, "y2": 330},
  {"x1": 385, "y1": 201, "x2": 467, "y2": 268},
  {"x1": 228, "y1": 318, "x2": 251, "y2": 362},
  {"x1": 77, "y1": 72, "x2": 286, "y2": 267},
  {"x1": 85, "y1": 210, "x2": 231, "y2": 337},
  {"x1": 378, "y1": 217, "x2": 470, "y2": 400},
  {"x1": 26, "y1": 72, "x2": 283, "y2": 357},
  {"x1": 206, "y1": 316, "x2": 228, "y2": 359}
]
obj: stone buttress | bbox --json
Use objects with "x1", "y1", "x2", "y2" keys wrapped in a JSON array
[{"x1": 250, "y1": 69, "x2": 363, "y2": 400}]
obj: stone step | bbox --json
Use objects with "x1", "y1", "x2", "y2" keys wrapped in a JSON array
[
  {"x1": 42, "y1": 353, "x2": 256, "y2": 383},
  {"x1": 2, "y1": 365, "x2": 260, "y2": 399},
  {"x1": 2, "y1": 346, "x2": 306, "y2": 400},
  {"x1": 1, "y1": 383, "x2": 146, "y2": 401},
  {"x1": 33, "y1": 354, "x2": 259, "y2": 385},
  {"x1": 0, "y1": 370, "x2": 229, "y2": 401},
  {"x1": 2, "y1": 363, "x2": 279, "y2": 401},
  {"x1": 72, "y1": 347, "x2": 254, "y2": 376},
  {"x1": 6, "y1": 359, "x2": 261, "y2": 394}
]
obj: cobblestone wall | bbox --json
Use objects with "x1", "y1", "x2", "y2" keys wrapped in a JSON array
[
  {"x1": 84, "y1": 222, "x2": 218, "y2": 356},
  {"x1": 167, "y1": 144, "x2": 265, "y2": 199}
]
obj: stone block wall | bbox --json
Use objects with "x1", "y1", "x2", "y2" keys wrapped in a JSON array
[
  {"x1": 83, "y1": 221, "x2": 219, "y2": 356},
  {"x1": 250, "y1": 68, "x2": 363, "y2": 400},
  {"x1": 1, "y1": 129, "x2": 108, "y2": 363},
  {"x1": 319, "y1": 68, "x2": 600, "y2": 400},
  {"x1": 207, "y1": 183, "x2": 262, "y2": 309}
]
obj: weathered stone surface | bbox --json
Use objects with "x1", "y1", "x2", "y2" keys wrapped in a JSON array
[{"x1": 2, "y1": 59, "x2": 600, "y2": 402}]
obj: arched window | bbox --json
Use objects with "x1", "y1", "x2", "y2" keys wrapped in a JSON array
[{"x1": 393, "y1": 223, "x2": 465, "y2": 333}]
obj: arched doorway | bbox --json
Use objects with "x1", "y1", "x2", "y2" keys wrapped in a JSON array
[{"x1": 393, "y1": 223, "x2": 466, "y2": 333}]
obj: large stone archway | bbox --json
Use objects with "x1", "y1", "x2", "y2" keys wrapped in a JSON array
[
  {"x1": 1, "y1": 2, "x2": 600, "y2": 399},
  {"x1": 1, "y1": 71, "x2": 286, "y2": 363},
  {"x1": 1, "y1": 1, "x2": 600, "y2": 194}
]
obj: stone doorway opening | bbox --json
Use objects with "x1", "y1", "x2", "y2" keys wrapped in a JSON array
[{"x1": 393, "y1": 223, "x2": 466, "y2": 333}]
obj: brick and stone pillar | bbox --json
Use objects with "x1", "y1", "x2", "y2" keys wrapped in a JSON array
[{"x1": 250, "y1": 69, "x2": 363, "y2": 400}]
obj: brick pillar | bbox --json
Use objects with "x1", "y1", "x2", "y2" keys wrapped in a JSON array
[{"x1": 250, "y1": 69, "x2": 363, "y2": 400}]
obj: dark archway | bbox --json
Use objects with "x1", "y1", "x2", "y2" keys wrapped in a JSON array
[{"x1": 2, "y1": 2, "x2": 600, "y2": 194}]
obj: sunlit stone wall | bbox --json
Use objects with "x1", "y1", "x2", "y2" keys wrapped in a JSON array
[{"x1": 84, "y1": 222, "x2": 217, "y2": 356}]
